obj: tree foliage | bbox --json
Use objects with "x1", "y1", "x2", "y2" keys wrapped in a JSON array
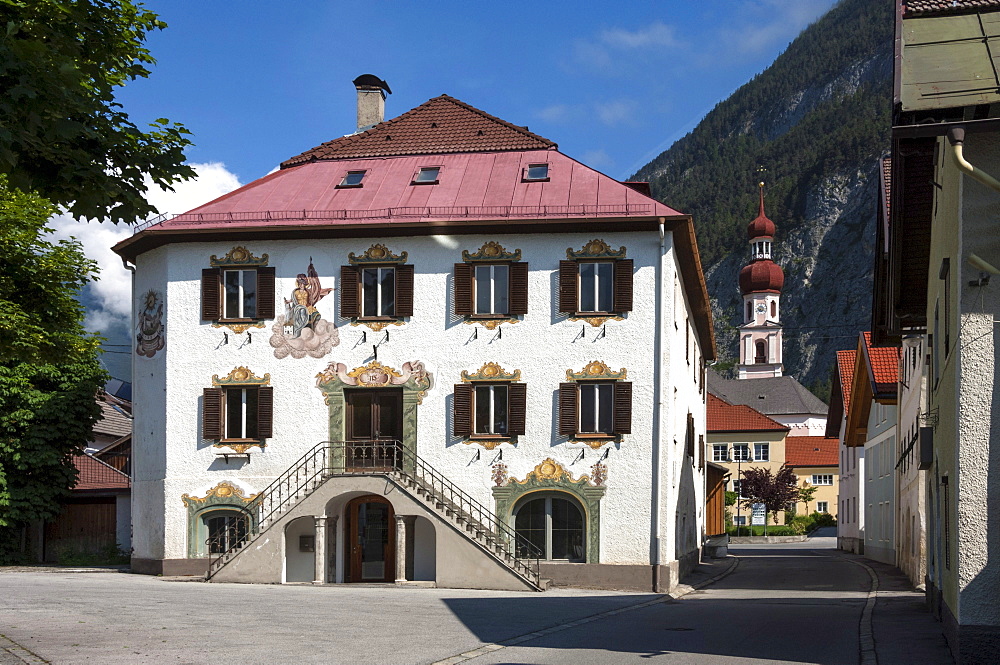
[
  {"x1": 0, "y1": 178, "x2": 107, "y2": 559},
  {"x1": 797, "y1": 482, "x2": 819, "y2": 514},
  {"x1": 0, "y1": 0, "x2": 194, "y2": 224},
  {"x1": 739, "y1": 465, "x2": 800, "y2": 534}
]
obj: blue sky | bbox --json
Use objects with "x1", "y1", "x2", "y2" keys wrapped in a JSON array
[{"x1": 56, "y1": 0, "x2": 839, "y2": 379}]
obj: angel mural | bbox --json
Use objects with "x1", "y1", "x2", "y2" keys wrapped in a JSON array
[
  {"x1": 136, "y1": 289, "x2": 165, "y2": 358},
  {"x1": 270, "y1": 259, "x2": 339, "y2": 359}
]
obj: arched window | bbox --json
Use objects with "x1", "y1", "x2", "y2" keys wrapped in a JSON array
[
  {"x1": 514, "y1": 494, "x2": 585, "y2": 561},
  {"x1": 203, "y1": 509, "x2": 249, "y2": 555},
  {"x1": 754, "y1": 340, "x2": 767, "y2": 364},
  {"x1": 770, "y1": 301, "x2": 776, "y2": 318}
]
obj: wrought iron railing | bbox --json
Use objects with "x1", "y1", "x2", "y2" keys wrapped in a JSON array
[{"x1": 206, "y1": 440, "x2": 542, "y2": 587}]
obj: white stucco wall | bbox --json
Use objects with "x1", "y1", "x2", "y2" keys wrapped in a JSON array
[{"x1": 129, "y1": 229, "x2": 706, "y2": 570}]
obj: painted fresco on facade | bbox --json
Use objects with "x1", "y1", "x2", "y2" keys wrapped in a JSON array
[
  {"x1": 136, "y1": 289, "x2": 165, "y2": 358},
  {"x1": 270, "y1": 259, "x2": 339, "y2": 359}
]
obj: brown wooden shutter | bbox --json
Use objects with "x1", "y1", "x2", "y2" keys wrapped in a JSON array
[
  {"x1": 201, "y1": 268, "x2": 222, "y2": 321},
  {"x1": 558, "y1": 261, "x2": 578, "y2": 313},
  {"x1": 256, "y1": 267, "x2": 276, "y2": 319},
  {"x1": 613, "y1": 381, "x2": 632, "y2": 434},
  {"x1": 257, "y1": 386, "x2": 274, "y2": 439},
  {"x1": 202, "y1": 387, "x2": 223, "y2": 440},
  {"x1": 508, "y1": 383, "x2": 527, "y2": 435},
  {"x1": 454, "y1": 263, "x2": 473, "y2": 316},
  {"x1": 685, "y1": 412, "x2": 695, "y2": 459},
  {"x1": 340, "y1": 265, "x2": 360, "y2": 318},
  {"x1": 558, "y1": 382, "x2": 578, "y2": 436},
  {"x1": 394, "y1": 264, "x2": 414, "y2": 317},
  {"x1": 509, "y1": 262, "x2": 529, "y2": 315},
  {"x1": 453, "y1": 384, "x2": 473, "y2": 437},
  {"x1": 613, "y1": 259, "x2": 634, "y2": 312}
]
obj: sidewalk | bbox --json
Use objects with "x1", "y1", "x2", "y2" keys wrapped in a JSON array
[{"x1": 831, "y1": 549, "x2": 955, "y2": 664}]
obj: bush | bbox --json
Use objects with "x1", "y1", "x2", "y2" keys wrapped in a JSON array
[
  {"x1": 56, "y1": 543, "x2": 130, "y2": 566},
  {"x1": 811, "y1": 512, "x2": 837, "y2": 528},
  {"x1": 726, "y1": 525, "x2": 799, "y2": 537}
]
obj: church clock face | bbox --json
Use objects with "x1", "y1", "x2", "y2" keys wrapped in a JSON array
[{"x1": 756, "y1": 303, "x2": 766, "y2": 313}]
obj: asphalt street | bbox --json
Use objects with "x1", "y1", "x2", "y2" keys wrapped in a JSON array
[{"x1": 0, "y1": 532, "x2": 954, "y2": 665}]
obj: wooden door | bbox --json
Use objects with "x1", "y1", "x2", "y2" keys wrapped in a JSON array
[
  {"x1": 345, "y1": 389, "x2": 403, "y2": 470},
  {"x1": 344, "y1": 495, "x2": 395, "y2": 582}
]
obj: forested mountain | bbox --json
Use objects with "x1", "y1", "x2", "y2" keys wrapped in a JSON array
[{"x1": 632, "y1": 0, "x2": 892, "y2": 400}]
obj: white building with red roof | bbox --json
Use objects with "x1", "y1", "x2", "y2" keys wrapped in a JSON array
[{"x1": 113, "y1": 78, "x2": 716, "y2": 592}]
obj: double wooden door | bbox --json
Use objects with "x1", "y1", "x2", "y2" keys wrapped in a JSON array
[
  {"x1": 345, "y1": 388, "x2": 403, "y2": 470},
  {"x1": 344, "y1": 495, "x2": 395, "y2": 582}
]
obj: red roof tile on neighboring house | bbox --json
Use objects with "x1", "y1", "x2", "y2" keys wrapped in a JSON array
[
  {"x1": 73, "y1": 453, "x2": 130, "y2": 491},
  {"x1": 837, "y1": 349, "x2": 857, "y2": 412},
  {"x1": 707, "y1": 393, "x2": 789, "y2": 433},
  {"x1": 903, "y1": 0, "x2": 1000, "y2": 16},
  {"x1": 282, "y1": 95, "x2": 557, "y2": 166},
  {"x1": 786, "y1": 436, "x2": 839, "y2": 467},
  {"x1": 862, "y1": 331, "x2": 900, "y2": 395}
]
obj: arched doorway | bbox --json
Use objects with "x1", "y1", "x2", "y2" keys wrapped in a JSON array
[
  {"x1": 203, "y1": 509, "x2": 249, "y2": 556},
  {"x1": 513, "y1": 493, "x2": 586, "y2": 562},
  {"x1": 344, "y1": 495, "x2": 395, "y2": 582}
]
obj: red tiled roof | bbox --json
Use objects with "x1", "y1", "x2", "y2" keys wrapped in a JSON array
[
  {"x1": 282, "y1": 95, "x2": 557, "y2": 167},
  {"x1": 881, "y1": 156, "x2": 892, "y2": 222},
  {"x1": 786, "y1": 436, "x2": 839, "y2": 467},
  {"x1": 837, "y1": 349, "x2": 856, "y2": 412},
  {"x1": 707, "y1": 393, "x2": 789, "y2": 433},
  {"x1": 862, "y1": 331, "x2": 900, "y2": 395},
  {"x1": 903, "y1": 0, "x2": 1000, "y2": 16},
  {"x1": 73, "y1": 453, "x2": 130, "y2": 491}
]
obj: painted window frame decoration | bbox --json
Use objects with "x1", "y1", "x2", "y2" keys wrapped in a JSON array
[
  {"x1": 558, "y1": 361, "x2": 631, "y2": 449},
  {"x1": 202, "y1": 366, "x2": 273, "y2": 453},
  {"x1": 453, "y1": 362, "x2": 526, "y2": 449},
  {"x1": 182, "y1": 481, "x2": 260, "y2": 558},
  {"x1": 454, "y1": 241, "x2": 528, "y2": 330},
  {"x1": 202, "y1": 246, "x2": 275, "y2": 334},
  {"x1": 341, "y1": 244, "x2": 413, "y2": 332},
  {"x1": 492, "y1": 458, "x2": 606, "y2": 564},
  {"x1": 559, "y1": 239, "x2": 633, "y2": 327}
]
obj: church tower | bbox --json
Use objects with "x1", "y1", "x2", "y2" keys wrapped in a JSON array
[{"x1": 737, "y1": 182, "x2": 785, "y2": 379}]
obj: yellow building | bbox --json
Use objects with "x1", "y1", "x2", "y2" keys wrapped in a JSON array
[{"x1": 785, "y1": 436, "x2": 839, "y2": 518}]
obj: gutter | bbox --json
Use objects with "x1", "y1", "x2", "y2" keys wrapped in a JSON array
[
  {"x1": 947, "y1": 127, "x2": 1000, "y2": 194},
  {"x1": 121, "y1": 257, "x2": 136, "y2": 488},
  {"x1": 651, "y1": 219, "x2": 666, "y2": 593}
]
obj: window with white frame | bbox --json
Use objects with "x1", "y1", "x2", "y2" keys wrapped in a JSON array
[
  {"x1": 474, "y1": 264, "x2": 509, "y2": 315},
  {"x1": 225, "y1": 387, "x2": 259, "y2": 440},
  {"x1": 811, "y1": 474, "x2": 833, "y2": 486},
  {"x1": 712, "y1": 444, "x2": 729, "y2": 462},
  {"x1": 223, "y1": 269, "x2": 257, "y2": 319},
  {"x1": 579, "y1": 383, "x2": 614, "y2": 434},
  {"x1": 474, "y1": 384, "x2": 509, "y2": 435},
  {"x1": 754, "y1": 442, "x2": 769, "y2": 461},
  {"x1": 578, "y1": 261, "x2": 614, "y2": 313},
  {"x1": 817, "y1": 501, "x2": 829, "y2": 513},
  {"x1": 732, "y1": 444, "x2": 751, "y2": 462},
  {"x1": 361, "y1": 267, "x2": 395, "y2": 317}
]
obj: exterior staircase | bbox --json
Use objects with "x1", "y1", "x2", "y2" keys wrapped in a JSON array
[{"x1": 206, "y1": 440, "x2": 543, "y2": 590}]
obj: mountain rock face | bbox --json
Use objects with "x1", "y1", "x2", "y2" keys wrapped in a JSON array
[{"x1": 632, "y1": 0, "x2": 892, "y2": 399}]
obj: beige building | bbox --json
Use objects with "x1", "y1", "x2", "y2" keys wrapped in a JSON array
[{"x1": 785, "y1": 436, "x2": 839, "y2": 519}]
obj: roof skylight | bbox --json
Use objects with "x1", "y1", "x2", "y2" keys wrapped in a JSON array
[
  {"x1": 413, "y1": 167, "x2": 440, "y2": 184},
  {"x1": 338, "y1": 170, "x2": 366, "y2": 188},
  {"x1": 524, "y1": 163, "x2": 549, "y2": 181}
]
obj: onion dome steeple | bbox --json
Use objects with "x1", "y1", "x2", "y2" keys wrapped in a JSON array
[{"x1": 738, "y1": 181, "x2": 784, "y2": 295}]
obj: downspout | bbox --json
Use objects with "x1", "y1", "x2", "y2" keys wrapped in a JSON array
[
  {"x1": 947, "y1": 127, "x2": 1000, "y2": 194},
  {"x1": 121, "y1": 256, "x2": 136, "y2": 558},
  {"x1": 651, "y1": 218, "x2": 666, "y2": 592}
]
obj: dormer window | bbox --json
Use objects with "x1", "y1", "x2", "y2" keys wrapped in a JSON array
[
  {"x1": 338, "y1": 170, "x2": 366, "y2": 188},
  {"x1": 524, "y1": 163, "x2": 549, "y2": 181},
  {"x1": 413, "y1": 167, "x2": 440, "y2": 184}
]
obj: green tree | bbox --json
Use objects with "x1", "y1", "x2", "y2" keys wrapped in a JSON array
[
  {"x1": 0, "y1": 178, "x2": 107, "y2": 561},
  {"x1": 798, "y1": 482, "x2": 819, "y2": 515},
  {"x1": 0, "y1": 0, "x2": 194, "y2": 224}
]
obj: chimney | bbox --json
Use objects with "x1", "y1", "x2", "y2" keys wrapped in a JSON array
[{"x1": 353, "y1": 74, "x2": 392, "y2": 131}]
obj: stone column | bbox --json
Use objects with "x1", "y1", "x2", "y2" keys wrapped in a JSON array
[
  {"x1": 313, "y1": 515, "x2": 328, "y2": 584},
  {"x1": 329, "y1": 515, "x2": 339, "y2": 583},
  {"x1": 395, "y1": 515, "x2": 407, "y2": 583}
]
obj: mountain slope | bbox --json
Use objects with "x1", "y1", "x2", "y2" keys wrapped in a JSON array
[{"x1": 633, "y1": 0, "x2": 892, "y2": 397}]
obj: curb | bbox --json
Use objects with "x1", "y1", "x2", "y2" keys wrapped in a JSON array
[
  {"x1": 0, "y1": 635, "x2": 48, "y2": 664},
  {"x1": 816, "y1": 550, "x2": 879, "y2": 665},
  {"x1": 431, "y1": 556, "x2": 740, "y2": 665}
]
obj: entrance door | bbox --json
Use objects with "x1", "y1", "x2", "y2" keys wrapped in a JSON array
[
  {"x1": 345, "y1": 496, "x2": 395, "y2": 582},
  {"x1": 346, "y1": 389, "x2": 403, "y2": 470}
]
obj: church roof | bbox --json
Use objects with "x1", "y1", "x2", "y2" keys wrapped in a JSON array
[
  {"x1": 739, "y1": 260, "x2": 784, "y2": 295},
  {"x1": 707, "y1": 393, "x2": 789, "y2": 433},
  {"x1": 282, "y1": 95, "x2": 557, "y2": 166},
  {"x1": 707, "y1": 372, "x2": 829, "y2": 416},
  {"x1": 747, "y1": 185, "x2": 776, "y2": 239}
]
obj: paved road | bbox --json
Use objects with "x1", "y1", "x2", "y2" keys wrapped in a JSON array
[{"x1": 1, "y1": 533, "x2": 953, "y2": 664}]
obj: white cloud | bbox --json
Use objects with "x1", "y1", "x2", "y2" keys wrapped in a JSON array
[
  {"x1": 571, "y1": 21, "x2": 685, "y2": 74},
  {"x1": 595, "y1": 99, "x2": 641, "y2": 128},
  {"x1": 600, "y1": 22, "x2": 680, "y2": 49},
  {"x1": 48, "y1": 161, "x2": 242, "y2": 337},
  {"x1": 535, "y1": 104, "x2": 572, "y2": 123},
  {"x1": 721, "y1": 0, "x2": 832, "y2": 56},
  {"x1": 581, "y1": 149, "x2": 615, "y2": 172}
]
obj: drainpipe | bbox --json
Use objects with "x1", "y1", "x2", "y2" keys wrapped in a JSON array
[
  {"x1": 121, "y1": 256, "x2": 136, "y2": 556},
  {"x1": 651, "y1": 218, "x2": 667, "y2": 592},
  {"x1": 947, "y1": 128, "x2": 1000, "y2": 194}
]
